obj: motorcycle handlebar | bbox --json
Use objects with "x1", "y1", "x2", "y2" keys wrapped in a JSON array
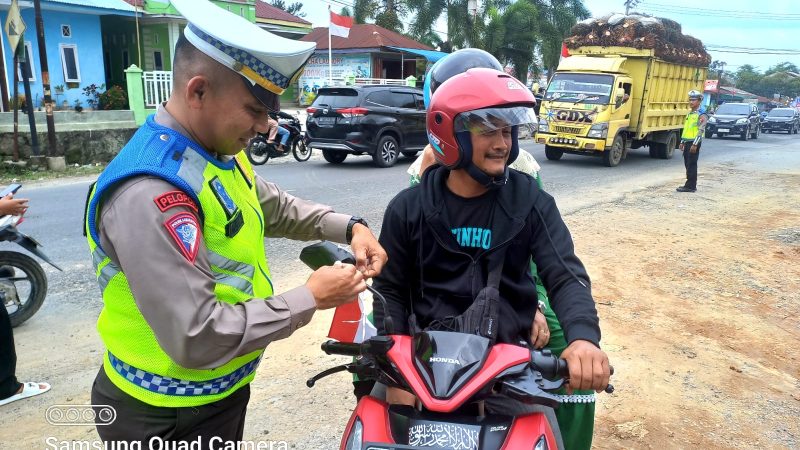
[
  {"x1": 531, "y1": 350, "x2": 615, "y2": 394},
  {"x1": 321, "y1": 340, "x2": 362, "y2": 357}
]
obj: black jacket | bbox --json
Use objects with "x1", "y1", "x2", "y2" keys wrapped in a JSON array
[{"x1": 373, "y1": 165, "x2": 601, "y2": 346}]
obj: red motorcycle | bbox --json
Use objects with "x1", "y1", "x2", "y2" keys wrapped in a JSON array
[{"x1": 301, "y1": 242, "x2": 613, "y2": 450}]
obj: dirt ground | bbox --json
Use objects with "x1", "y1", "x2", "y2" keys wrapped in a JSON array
[{"x1": 2, "y1": 161, "x2": 799, "y2": 449}]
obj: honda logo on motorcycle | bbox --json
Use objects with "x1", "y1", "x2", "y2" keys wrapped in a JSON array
[
  {"x1": 553, "y1": 109, "x2": 594, "y2": 123},
  {"x1": 429, "y1": 357, "x2": 461, "y2": 365}
]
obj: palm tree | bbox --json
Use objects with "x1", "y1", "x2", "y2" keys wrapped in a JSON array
[{"x1": 529, "y1": 0, "x2": 590, "y2": 76}]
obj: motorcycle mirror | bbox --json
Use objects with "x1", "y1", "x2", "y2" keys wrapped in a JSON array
[{"x1": 299, "y1": 241, "x2": 395, "y2": 334}]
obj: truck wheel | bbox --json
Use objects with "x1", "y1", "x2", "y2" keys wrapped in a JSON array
[
  {"x1": 603, "y1": 135, "x2": 624, "y2": 167},
  {"x1": 544, "y1": 145, "x2": 563, "y2": 161},
  {"x1": 322, "y1": 149, "x2": 347, "y2": 164},
  {"x1": 705, "y1": 131, "x2": 713, "y2": 139},
  {"x1": 751, "y1": 126, "x2": 760, "y2": 139},
  {"x1": 655, "y1": 133, "x2": 677, "y2": 159}
]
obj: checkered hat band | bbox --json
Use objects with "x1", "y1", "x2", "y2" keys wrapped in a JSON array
[
  {"x1": 187, "y1": 24, "x2": 290, "y2": 90},
  {"x1": 108, "y1": 352, "x2": 260, "y2": 396}
]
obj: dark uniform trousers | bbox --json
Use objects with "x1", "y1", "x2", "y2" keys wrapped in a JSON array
[
  {"x1": 682, "y1": 140, "x2": 701, "y2": 190},
  {"x1": 92, "y1": 368, "x2": 250, "y2": 449},
  {"x1": 0, "y1": 302, "x2": 20, "y2": 400}
]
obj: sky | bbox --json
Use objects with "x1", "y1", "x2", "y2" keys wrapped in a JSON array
[{"x1": 295, "y1": 0, "x2": 800, "y2": 75}]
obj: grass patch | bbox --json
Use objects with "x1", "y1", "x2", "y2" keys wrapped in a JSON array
[{"x1": 0, "y1": 162, "x2": 105, "y2": 185}]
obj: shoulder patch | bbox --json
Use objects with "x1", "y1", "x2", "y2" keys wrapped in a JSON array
[
  {"x1": 154, "y1": 190, "x2": 198, "y2": 213},
  {"x1": 164, "y1": 212, "x2": 201, "y2": 263}
]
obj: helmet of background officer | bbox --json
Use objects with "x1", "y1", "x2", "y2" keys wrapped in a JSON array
[
  {"x1": 426, "y1": 68, "x2": 537, "y2": 187},
  {"x1": 423, "y1": 48, "x2": 504, "y2": 108},
  {"x1": 688, "y1": 90, "x2": 703, "y2": 100}
]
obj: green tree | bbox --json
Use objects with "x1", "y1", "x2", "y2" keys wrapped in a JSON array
[
  {"x1": 269, "y1": 0, "x2": 305, "y2": 17},
  {"x1": 530, "y1": 0, "x2": 590, "y2": 77},
  {"x1": 764, "y1": 62, "x2": 800, "y2": 77}
]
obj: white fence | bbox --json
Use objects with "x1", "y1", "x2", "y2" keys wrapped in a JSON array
[{"x1": 143, "y1": 71, "x2": 173, "y2": 108}]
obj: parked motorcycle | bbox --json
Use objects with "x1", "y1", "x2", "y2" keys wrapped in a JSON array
[
  {"x1": 0, "y1": 192, "x2": 62, "y2": 327},
  {"x1": 300, "y1": 242, "x2": 614, "y2": 450},
  {"x1": 245, "y1": 112, "x2": 311, "y2": 165}
]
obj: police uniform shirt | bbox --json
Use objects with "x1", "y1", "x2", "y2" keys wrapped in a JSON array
[{"x1": 96, "y1": 104, "x2": 352, "y2": 369}]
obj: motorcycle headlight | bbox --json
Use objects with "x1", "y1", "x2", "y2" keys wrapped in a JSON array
[
  {"x1": 587, "y1": 122, "x2": 609, "y2": 139},
  {"x1": 538, "y1": 118, "x2": 550, "y2": 133},
  {"x1": 344, "y1": 417, "x2": 363, "y2": 450},
  {"x1": 736, "y1": 118, "x2": 748, "y2": 124},
  {"x1": 708, "y1": 117, "x2": 717, "y2": 123},
  {"x1": 533, "y1": 435, "x2": 549, "y2": 450}
]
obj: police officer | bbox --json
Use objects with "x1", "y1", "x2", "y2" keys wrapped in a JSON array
[
  {"x1": 677, "y1": 90, "x2": 707, "y2": 192},
  {"x1": 84, "y1": 0, "x2": 386, "y2": 445}
]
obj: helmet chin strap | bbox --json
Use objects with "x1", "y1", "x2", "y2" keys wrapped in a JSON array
[{"x1": 454, "y1": 126, "x2": 520, "y2": 189}]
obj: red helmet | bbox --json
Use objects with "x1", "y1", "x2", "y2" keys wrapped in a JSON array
[{"x1": 426, "y1": 68, "x2": 537, "y2": 169}]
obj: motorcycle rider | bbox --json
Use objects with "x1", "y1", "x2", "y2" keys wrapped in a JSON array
[
  {"x1": 266, "y1": 110, "x2": 294, "y2": 153},
  {"x1": 373, "y1": 68, "x2": 610, "y2": 448},
  {"x1": 406, "y1": 48, "x2": 600, "y2": 450}
]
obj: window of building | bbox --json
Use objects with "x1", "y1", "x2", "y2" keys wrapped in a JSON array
[
  {"x1": 60, "y1": 44, "x2": 81, "y2": 83},
  {"x1": 16, "y1": 42, "x2": 36, "y2": 82},
  {"x1": 240, "y1": 7, "x2": 244, "y2": 16},
  {"x1": 61, "y1": 25, "x2": 71, "y2": 38},
  {"x1": 153, "y1": 51, "x2": 163, "y2": 71}
]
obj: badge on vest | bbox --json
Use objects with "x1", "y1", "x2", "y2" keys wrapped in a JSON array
[
  {"x1": 209, "y1": 176, "x2": 244, "y2": 237},
  {"x1": 154, "y1": 190, "x2": 198, "y2": 213},
  {"x1": 165, "y1": 212, "x2": 200, "y2": 262}
]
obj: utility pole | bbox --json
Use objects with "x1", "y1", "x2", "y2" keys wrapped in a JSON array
[{"x1": 33, "y1": 0, "x2": 56, "y2": 157}]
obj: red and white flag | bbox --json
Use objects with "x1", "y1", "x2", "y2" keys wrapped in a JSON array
[
  {"x1": 327, "y1": 292, "x2": 376, "y2": 344},
  {"x1": 329, "y1": 11, "x2": 353, "y2": 38}
]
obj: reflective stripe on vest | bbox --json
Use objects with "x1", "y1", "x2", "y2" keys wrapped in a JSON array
[
  {"x1": 108, "y1": 351, "x2": 261, "y2": 396},
  {"x1": 682, "y1": 111, "x2": 701, "y2": 140}
]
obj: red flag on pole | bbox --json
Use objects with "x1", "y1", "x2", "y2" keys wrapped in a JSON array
[
  {"x1": 330, "y1": 11, "x2": 353, "y2": 38},
  {"x1": 561, "y1": 42, "x2": 570, "y2": 58}
]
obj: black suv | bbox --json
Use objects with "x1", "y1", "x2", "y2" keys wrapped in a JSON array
[
  {"x1": 706, "y1": 102, "x2": 761, "y2": 140},
  {"x1": 306, "y1": 85, "x2": 427, "y2": 167},
  {"x1": 761, "y1": 107, "x2": 800, "y2": 134}
]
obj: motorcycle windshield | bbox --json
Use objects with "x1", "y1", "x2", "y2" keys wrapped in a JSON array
[{"x1": 413, "y1": 331, "x2": 490, "y2": 399}]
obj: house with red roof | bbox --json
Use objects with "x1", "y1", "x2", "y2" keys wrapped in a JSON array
[
  {"x1": 254, "y1": 1, "x2": 311, "y2": 39},
  {"x1": 296, "y1": 23, "x2": 446, "y2": 105}
]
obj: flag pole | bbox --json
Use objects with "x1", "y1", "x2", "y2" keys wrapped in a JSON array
[{"x1": 328, "y1": 6, "x2": 333, "y2": 86}]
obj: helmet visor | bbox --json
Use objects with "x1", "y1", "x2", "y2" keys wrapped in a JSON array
[{"x1": 454, "y1": 106, "x2": 537, "y2": 134}]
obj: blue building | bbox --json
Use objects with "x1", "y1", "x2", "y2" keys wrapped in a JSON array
[{"x1": 0, "y1": 0, "x2": 136, "y2": 111}]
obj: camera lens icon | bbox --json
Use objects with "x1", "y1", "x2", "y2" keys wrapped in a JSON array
[{"x1": 46, "y1": 405, "x2": 116, "y2": 426}]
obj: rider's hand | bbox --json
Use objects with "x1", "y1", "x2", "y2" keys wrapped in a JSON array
[
  {"x1": 530, "y1": 312, "x2": 550, "y2": 349},
  {"x1": 679, "y1": 143, "x2": 684, "y2": 152},
  {"x1": 0, "y1": 194, "x2": 28, "y2": 216},
  {"x1": 690, "y1": 144, "x2": 698, "y2": 154},
  {"x1": 306, "y1": 263, "x2": 366, "y2": 310},
  {"x1": 560, "y1": 339, "x2": 610, "y2": 393},
  {"x1": 349, "y1": 224, "x2": 387, "y2": 279}
]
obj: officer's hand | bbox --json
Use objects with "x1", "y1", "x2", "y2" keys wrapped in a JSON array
[
  {"x1": 679, "y1": 143, "x2": 684, "y2": 151},
  {"x1": 350, "y1": 224, "x2": 387, "y2": 279},
  {"x1": 690, "y1": 144, "x2": 698, "y2": 154},
  {"x1": 306, "y1": 263, "x2": 366, "y2": 310},
  {"x1": 560, "y1": 339, "x2": 610, "y2": 392}
]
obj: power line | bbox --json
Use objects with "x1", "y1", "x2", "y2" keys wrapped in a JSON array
[{"x1": 639, "y1": 2, "x2": 800, "y2": 20}]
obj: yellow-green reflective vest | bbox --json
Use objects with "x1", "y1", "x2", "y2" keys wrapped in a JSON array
[
  {"x1": 681, "y1": 110, "x2": 702, "y2": 140},
  {"x1": 85, "y1": 117, "x2": 273, "y2": 407}
]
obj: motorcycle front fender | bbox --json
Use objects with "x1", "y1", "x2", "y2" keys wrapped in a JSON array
[{"x1": 11, "y1": 231, "x2": 63, "y2": 271}]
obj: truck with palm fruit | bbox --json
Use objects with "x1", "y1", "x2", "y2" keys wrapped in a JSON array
[{"x1": 535, "y1": 46, "x2": 707, "y2": 167}]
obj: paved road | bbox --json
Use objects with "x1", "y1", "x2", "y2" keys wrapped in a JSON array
[{"x1": 5, "y1": 131, "x2": 799, "y2": 320}]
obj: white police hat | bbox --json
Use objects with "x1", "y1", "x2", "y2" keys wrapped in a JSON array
[{"x1": 171, "y1": 0, "x2": 316, "y2": 111}]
